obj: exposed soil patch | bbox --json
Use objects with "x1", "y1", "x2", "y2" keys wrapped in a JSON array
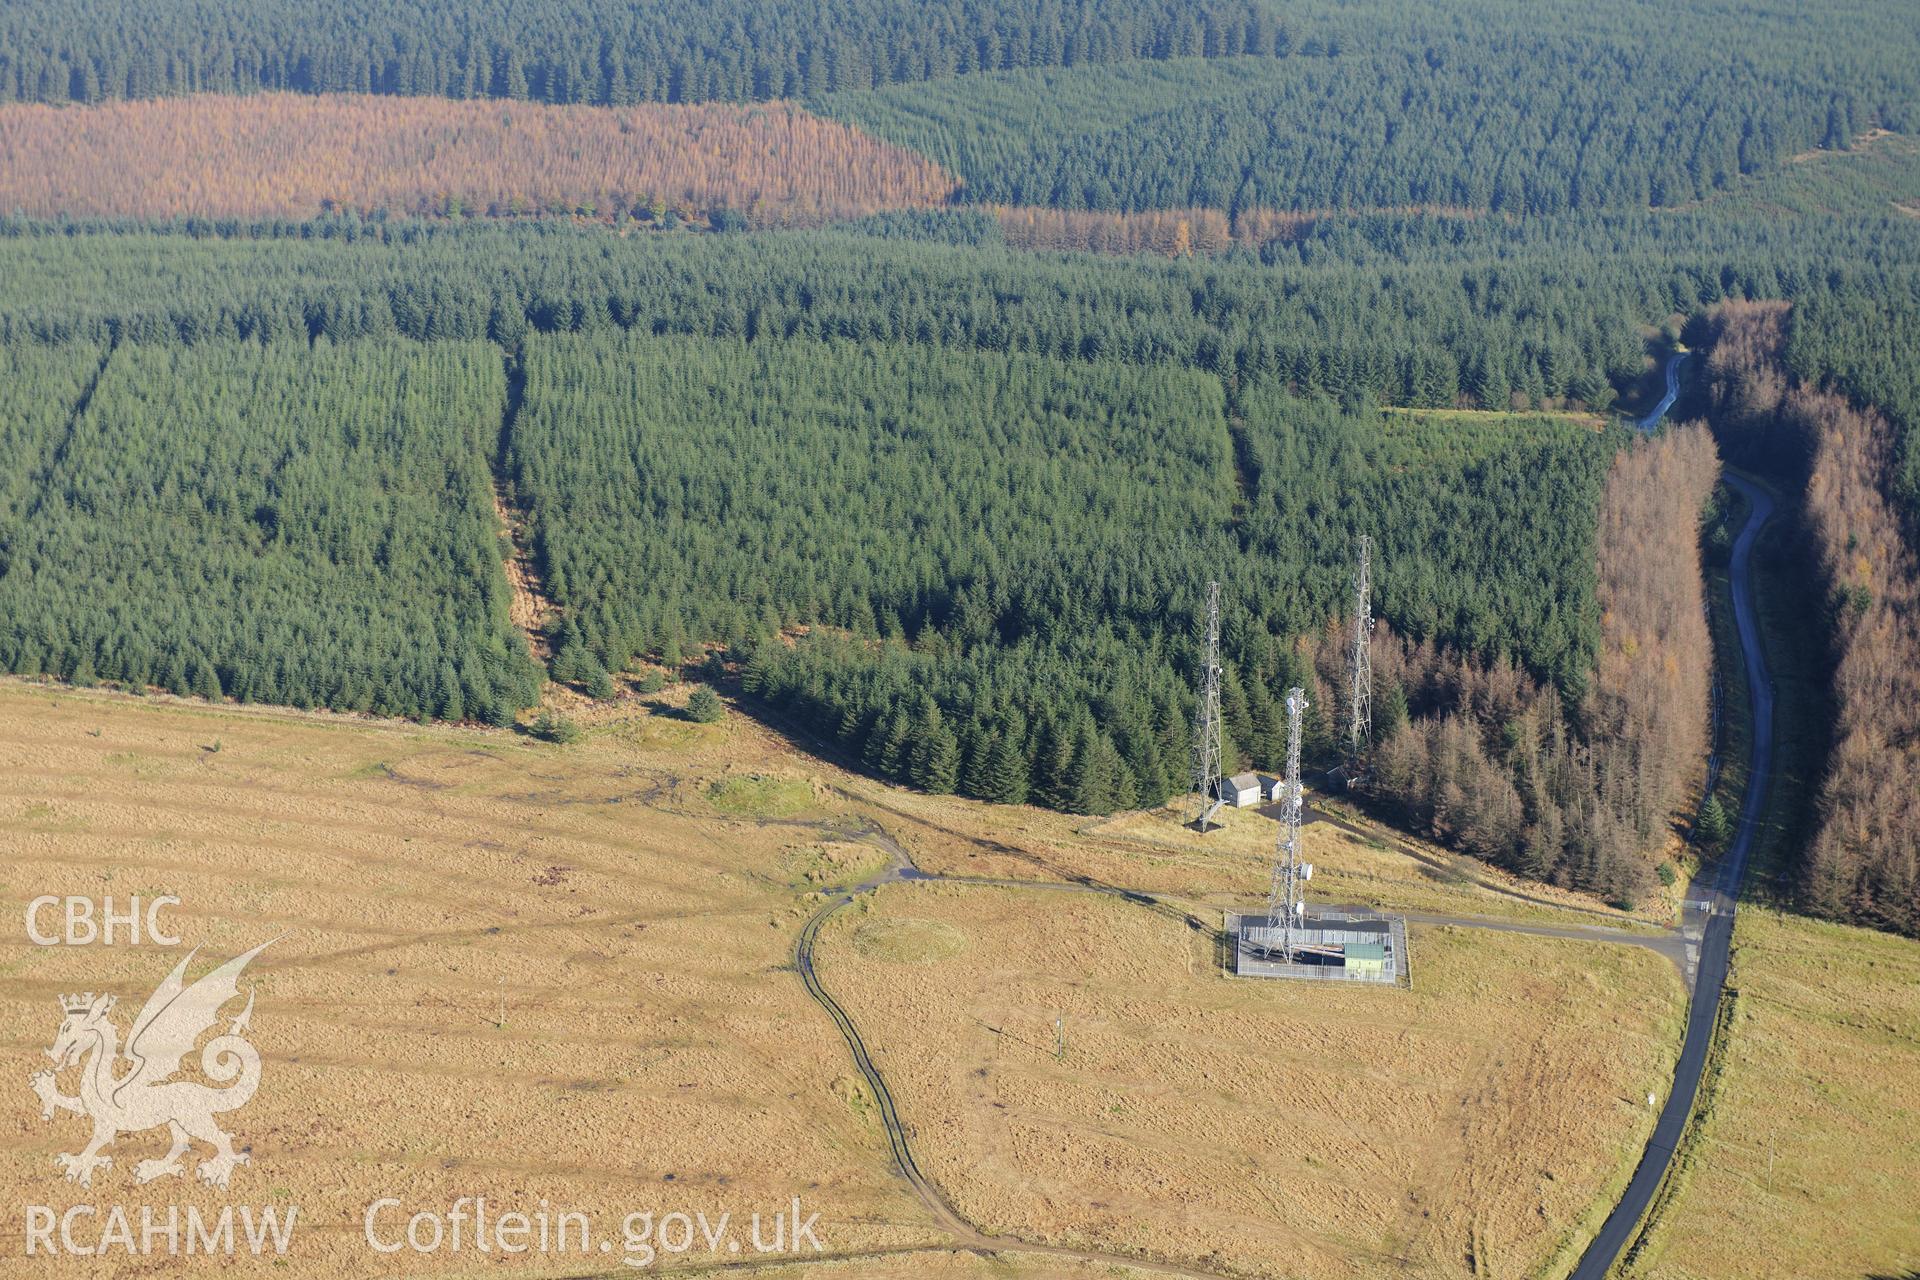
[{"x1": 494, "y1": 488, "x2": 554, "y2": 660}]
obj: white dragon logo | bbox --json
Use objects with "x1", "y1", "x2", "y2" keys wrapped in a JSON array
[{"x1": 28, "y1": 939, "x2": 274, "y2": 1189}]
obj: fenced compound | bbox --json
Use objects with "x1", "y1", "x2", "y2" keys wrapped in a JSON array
[{"x1": 1225, "y1": 908, "x2": 1411, "y2": 988}]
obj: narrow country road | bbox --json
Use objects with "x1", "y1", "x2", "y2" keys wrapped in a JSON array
[
  {"x1": 1296, "y1": 800, "x2": 1696, "y2": 977},
  {"x1": 1391, "y1": 909, "x2": 1688, "y2": 970},
  {"x1": 1639, "y1": 351, "x2": 1689, "y2": 430},
  {"x1": 1569, "y1": 470, "x2": 1776, "y2": 1278}
]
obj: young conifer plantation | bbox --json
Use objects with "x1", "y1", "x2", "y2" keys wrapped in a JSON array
[
  {"x1": 0, "y1": 341, "x2": 108, "y2": 531},
  {"x1": 0, "y1": 338, "x2": 541, "y2": 721},
  {"x1": 820, "y1": 4, "x2": 1920, "y2": 215}
]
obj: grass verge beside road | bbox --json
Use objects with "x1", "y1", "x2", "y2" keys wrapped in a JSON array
[{"x1": 1627, "y1": 910, "x2": 1920, "y2": 1279}]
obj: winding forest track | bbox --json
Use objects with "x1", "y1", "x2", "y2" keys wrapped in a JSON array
[
  {"x1": 790, "y1": 826, "x2": 1249, "y2": 1279},
  {"x1": 789, "y1": 803, "x2": 1680, "y2": 1279},
  {"x1": 794, "y1": 888, "x2": 973, "y2": 1241},
  {"x1": 1568, "y1": 471, "x2": 1777, "y2": 1278}
]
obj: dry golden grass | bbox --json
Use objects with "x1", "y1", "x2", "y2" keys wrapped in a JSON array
[
  {"x1": 0, "y1": 677, "x2": 1695, "y2": 1277},
  {"x1": 0, "y1": 680, "x2": 935, "y2": 1275},
  {"x1": 1632, "y1": 908, "x2": 1920, "y2": 1280},
  {"x1": 815, "y1": 881, "x2": 1686, "y2": 1280}
]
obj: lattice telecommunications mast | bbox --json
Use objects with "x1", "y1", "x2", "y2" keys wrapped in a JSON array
[
  {"x1": 1348, "y1": 534, "x2": 1374, "y2": 764},
  {"x1": 1190, "y1": 581, "x2": 1225, "y2": 832},
  {"x1": 1265, "y1": 686, "x2": 1310, "y2": 961}
]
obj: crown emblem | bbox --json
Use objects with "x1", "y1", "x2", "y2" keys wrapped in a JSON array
[{"x1": 32, "y1": 940, "x2": 274, "y2": 1191}]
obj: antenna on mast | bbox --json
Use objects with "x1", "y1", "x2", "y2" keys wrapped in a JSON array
[
  {"x1": 1266, "y1": 687, "x2": 1308, "y2": 962},
  {"x1": 1348, "y1": 534, "x2": 1374, "y2": 766},
  {"x1": 1190, "y1": 581, "x2": 1225, "y2": 832}
]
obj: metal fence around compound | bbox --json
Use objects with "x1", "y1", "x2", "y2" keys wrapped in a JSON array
[{"x1": 1224, "y1": 911, "x2": 1411, "y2": 988}]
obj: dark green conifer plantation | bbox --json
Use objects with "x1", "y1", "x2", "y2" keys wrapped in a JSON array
[
  {"x1": 0, "y1": 337, "x2": 542, "y2": 721},
  {"x1": 0, "y1": 0, "x2": 1280, "y2": 105},
  {"x1": 501, "y1": 325, "x2": 1614, "y2": 816}
]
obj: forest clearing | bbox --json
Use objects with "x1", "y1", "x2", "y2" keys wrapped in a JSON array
[{"x1": 0, "y1": 94, "x2": 955, "y2": 223}]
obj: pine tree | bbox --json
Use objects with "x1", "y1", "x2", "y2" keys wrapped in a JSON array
[
  {"x1": 916, "y1": 718, "x2": 961, "y2": 794},
  {"x1": 583, "y1": 661, "x2": 616, "y2": 700},
  {"x1": 981, "y1": 729, "x2": 1031, "y2": 805},
  {"x1": 435, "y1": 662, "x2": 465, "y2": 720},
  {"x1": 1222, "y1": 666, "x2": 1253, "y2": 771},
  {"x1": 189, "y1": 657, "x2": 221, "y2": 701},
  {"x1": 1065, "y1": 719, "x2": 1136, "y2": 815},
  {"x1": 1030, "y1": 716, "x2": 1074, "y2": 809},
  {"x1": 904, "y1": 695, "x2": 941, "y2": 784},
  {"x1": 1378, "y1": 679, "x2": 1410, "y2": 742},
  {"x1": 1697, "y1": 793, "x2": 1731, "y2": 850},
  {"x1": 866, "y1": 706, "x2": 909, "y2": 780},
  {"x1": 961, "y1": 725, "x2": 1000, "y2": 799}
]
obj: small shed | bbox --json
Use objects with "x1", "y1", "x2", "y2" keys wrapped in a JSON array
[
  {"x1": 1342, "y1": 940, "x2": 1388, "y2": 973},
  {"x1": 1219, "y1": 772, "x2": 1262, "y2": 808},
  {"x1": 1259, "y1": 774, "x2": 1286, "y2": 802}
]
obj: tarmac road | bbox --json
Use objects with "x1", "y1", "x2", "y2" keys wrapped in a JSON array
[
  {"x1": 1640, "y1": 351, "x2": 1690, "y2": 430},
  {"x1": 1390, "y1": 909, "x2": 1689, "y2": 971},
  {"x1": 1568, "y1": 471, "x2": 1776, "y2": 1278}
]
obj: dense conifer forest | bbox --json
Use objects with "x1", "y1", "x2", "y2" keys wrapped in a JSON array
[
  {"x1": 0, "y1": 338, "x2": 542, "y2": 720},
  {"x1": 0, "y1": 0, "x2": 1915, "y2": 931},
  {"x1": 821, "y1": 6, "x2": 1920, "y2": 214},
  {"x1": 510, "y1": 331, "x2": 1238, "y2": 677},
  {"x1": 0, "y1": 0, "x2": 1280, "y2": 105},
  {"x1": 2, "y1": 213, "x2": 1912, "y2": 410},
  {"x1": 507, "y1": 331, "x2": 1612, "y2": 814},
  {"x1": 0, "y1": 342, "x2": 106, "y2": 534},
  {"x1": 736, "y1": 375, "x2": 1614, "y2": 816}
]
